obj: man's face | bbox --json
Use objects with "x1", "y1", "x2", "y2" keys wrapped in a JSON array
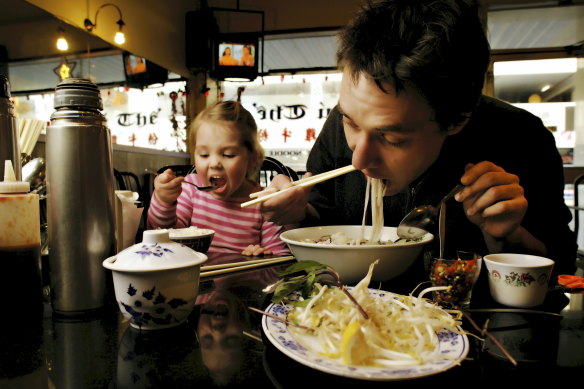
[{"x1": 339, "y1": 69, "x2": 458, "y2": 195}]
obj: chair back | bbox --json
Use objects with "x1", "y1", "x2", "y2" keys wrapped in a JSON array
[
  {"x1": 573, "y1": 174, "x2": 584, "y2": 250},
  {"x1": 114, "y1": 169, "x2": 142, "y2": 198},
  {"x1": 258, "y1": 156, "x2": 299, "y2": 187},
  {"x1": 156, "y1": 165, "x2": 195, "y2": 176}
]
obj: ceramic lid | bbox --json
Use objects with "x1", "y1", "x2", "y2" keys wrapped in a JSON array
[{"x1": 103, "y1": 229, "x2": 207, "y2": 272}]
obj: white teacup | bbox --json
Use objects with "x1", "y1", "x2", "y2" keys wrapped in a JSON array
[{"x1": 483, "y1": 253, "x2": 554, "y2": 308}]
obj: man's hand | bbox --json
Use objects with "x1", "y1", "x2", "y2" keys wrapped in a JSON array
[
  {"x1": 153, "y1": 168, "x2": 184, "y2": 206},
  {"x1": 259, "y1": 173, "x2": 314, "y2": 225},
  {"x1": 455, "y1": 161, "x2": 527, "y2": 240}
]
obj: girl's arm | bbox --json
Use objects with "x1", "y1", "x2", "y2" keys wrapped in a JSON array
[
  {"x1": 258, "y1": 220, "x2": 290, "y2": 256},
  {"x1": 174, "y1": 174, "x2": 199, "y2": 228}
]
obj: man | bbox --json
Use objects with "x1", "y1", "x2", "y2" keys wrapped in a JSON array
[{"x1": 260, "y1": 0, "x2": 576, "y2": 286}]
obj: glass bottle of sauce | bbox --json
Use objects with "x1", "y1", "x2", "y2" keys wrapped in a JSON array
[{"x1": 0, "y1": 160, "x2": 42, "y2": 318}]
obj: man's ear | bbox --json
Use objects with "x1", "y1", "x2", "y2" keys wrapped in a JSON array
[{"x1": 446, "y1": 115, "x2": 471, "y2": 136}]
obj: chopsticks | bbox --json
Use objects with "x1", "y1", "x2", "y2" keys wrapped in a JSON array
[
  {"x1": 200, "y1": 255, "x2": 295, "y2": 278},
  {"x1": 241, "y1": 165, "x2": 356, "y2": 208}
]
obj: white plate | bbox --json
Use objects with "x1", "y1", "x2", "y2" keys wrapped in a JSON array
[{"x1": 261, "y1": 288, "x2": 469, "y2": 381}]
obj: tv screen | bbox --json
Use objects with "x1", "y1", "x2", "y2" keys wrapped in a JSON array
[
  {"x1": 123, "y1": 52, "x2": 168, "y2": 88},
  {"x1": 211, "y1": 33, "x2": 259, "y2": 81},
  {"x1": 125, "y1": 54, "x2": 148, "y2": 75}
]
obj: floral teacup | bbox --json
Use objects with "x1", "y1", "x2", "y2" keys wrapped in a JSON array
[{"x1": 483, "y1": 253, "x2": 554, "y2": 308}]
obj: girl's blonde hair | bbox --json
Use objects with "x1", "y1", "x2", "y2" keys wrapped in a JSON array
[{"x1": 189, "y1": 101, "x2": 265, "y2": 181}]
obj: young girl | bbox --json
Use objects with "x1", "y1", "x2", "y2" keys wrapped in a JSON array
[{"x1": 147, "y1": 101, "x2": 289, "y2": 256}]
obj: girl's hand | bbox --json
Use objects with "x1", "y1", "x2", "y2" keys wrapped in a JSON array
[
  {"x1": 242, "y1": 244, "x2": 273, "y2": 256},
  {"x1": 455, "y1": 161, "x2": 528, "y2": 240},
  {"x1": 153, "y1": 168, "x2": 184, "y2": 206}
]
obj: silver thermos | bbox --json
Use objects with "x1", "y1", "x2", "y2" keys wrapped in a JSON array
[
  {"x1": 0, "y1": 75, "x2": 21, "y2": 180},
  {"x1": 46, "y1": 78, "x2": 116, "y2": 315}
]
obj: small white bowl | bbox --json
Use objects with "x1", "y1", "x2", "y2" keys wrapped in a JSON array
[
  {"x1": 168, "y1": 227, "x2": 215, "y2": 253},
  {"x1": 103, "y1": 230, "x2": 207, "y2": 330},
  {"x1": 280, "y1": 225, "x2": 433, "y2": 284},
  {"x1": 483, "y1": 253, "x2": 554, "y2": 308}
]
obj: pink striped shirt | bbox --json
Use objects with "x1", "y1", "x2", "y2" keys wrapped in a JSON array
[{"x1": 147, "y1": 173, "x2": 290, "y2": 255}]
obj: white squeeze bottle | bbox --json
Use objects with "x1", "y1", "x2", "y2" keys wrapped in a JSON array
[{"x1": 0, "y1": 160, "x2": 42, "y2": 318}]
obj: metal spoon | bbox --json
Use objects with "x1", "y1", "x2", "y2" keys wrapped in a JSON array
[
  {"x1": 182, "y1": 181, "x2": 217, "y2": 191},
  {"x1": 181, "y1": 176, "x2": 226, "y2": 192},
  {"x1": 396, "y1": 184, "x2": 465, "y2": 240}
]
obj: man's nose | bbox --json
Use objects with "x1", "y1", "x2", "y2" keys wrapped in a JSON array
[{"x1": 350, "y1": 135, "x2": 380, "y2": 171}]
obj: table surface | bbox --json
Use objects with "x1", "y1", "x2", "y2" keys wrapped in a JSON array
[{"x1": 1, "y1": 253, "x2": 583, "y2": 388}]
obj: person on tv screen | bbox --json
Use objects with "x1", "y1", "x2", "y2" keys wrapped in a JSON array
[
  {"x1": 219, "y1": 47, "x2": 238, "y2": 66},
  {"x1": 240, "y1": 45, "x2": 254, "y2": 66},
  {"x1": 134, "y1": 56, "x2": 147, "y2": 73}
]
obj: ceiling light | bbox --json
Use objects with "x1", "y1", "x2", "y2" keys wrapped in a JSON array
[
  {"x1": 84, "y1": 3, "x2": 126, "y2": 46},
  {"x1": 56, "y1": 27, "x2": 68, "y2": 51},
  {"x1": 494, "y1": 58, "x2": 577, "y2": 76}
]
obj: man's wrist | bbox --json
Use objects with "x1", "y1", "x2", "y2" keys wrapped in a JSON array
[{"x1": 302, "y1": 203, "x2": 321, "y2": 226}]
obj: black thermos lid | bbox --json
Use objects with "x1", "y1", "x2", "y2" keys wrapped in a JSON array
[{"x1": 53, "y1": 78, "x2": 102, "y2": 110}]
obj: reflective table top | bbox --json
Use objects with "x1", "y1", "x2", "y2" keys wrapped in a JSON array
[{"x1": 1, "y1": 254, "x2": 583, "y2": 388}]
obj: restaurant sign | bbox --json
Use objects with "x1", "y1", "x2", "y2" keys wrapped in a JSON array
[{"x1": 223, "y1": 73, "x2": 342, "y2": 170}]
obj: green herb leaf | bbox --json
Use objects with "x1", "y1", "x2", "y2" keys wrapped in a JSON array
[
  {"x1": 288, "y1": 299, "x2": 312, "y2": 307},
  {"x1": 277, "y1": 260, "x2": 328, "y2": 277},
  {"x1": 272, "y1": 276, "x2": 308, "y2": 303},
  {"x1": 302, "y1": 272, "x2": 318, "y2": 299}
]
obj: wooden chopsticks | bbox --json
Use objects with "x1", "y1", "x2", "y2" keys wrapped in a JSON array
[
  {"x1": 241, "y1": 165, "x2": 356, "y2": 208},
  {"x1": 200, "y1": 255, "x2": 296, "y2": 278}
]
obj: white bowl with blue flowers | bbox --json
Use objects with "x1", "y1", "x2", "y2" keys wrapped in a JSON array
[{"x1": 103, "y1": 229, "x2": 207, "y2": 330}]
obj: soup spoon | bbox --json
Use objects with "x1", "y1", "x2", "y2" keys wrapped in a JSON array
[{"x1": 396, "y1": 184, "x2": 465, "y2": 240}]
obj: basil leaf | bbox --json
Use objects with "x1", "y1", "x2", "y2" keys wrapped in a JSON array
[{"x1": 277, "y1": 260, "x2": 328, "y2": 277}]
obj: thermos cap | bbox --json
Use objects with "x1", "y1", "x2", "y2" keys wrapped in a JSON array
[
  {"x1": 0, "y1": 75, "x2": 10, "y2": 99},
  {"x1": 53, "y1": 78, "x2": 103, "y2": 110}
]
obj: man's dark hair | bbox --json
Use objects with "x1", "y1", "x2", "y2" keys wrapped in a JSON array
[{"x1": 337, "y1": 0, "x2": 490, "y2": 129}]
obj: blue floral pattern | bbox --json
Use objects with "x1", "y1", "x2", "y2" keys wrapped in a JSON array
[
  {"x1": 134, "y1": 244, "x2": 174, "y2": 258},
  {"x1": 119, "y1": 284, "x2": 188, "y2": 328}
]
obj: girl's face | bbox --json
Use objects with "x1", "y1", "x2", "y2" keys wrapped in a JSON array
[{"x1": 194, "y1": 122, "x2": 254, "y2": 200}]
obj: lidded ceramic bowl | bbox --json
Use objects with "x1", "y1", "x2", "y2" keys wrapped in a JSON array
[{"x1": 103, "y1": 229, "x2": 207, "y2": 330}]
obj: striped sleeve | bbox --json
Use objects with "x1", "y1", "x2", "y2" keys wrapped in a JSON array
[
  {"x1": 147, "y1": 173, "x2": 199, "y2": 229},
  {"x1": 147, "y1": 192, "x2": 177, "y2": 228},
  {"x1": 260, "y1": 219, "x2": 290, "y2": 255}
]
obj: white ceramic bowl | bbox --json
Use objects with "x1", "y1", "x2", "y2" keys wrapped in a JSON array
[
  {"x1": 103, "y1": 230, "x2": 207, "y2": 330},
  {"x1": 280, "y1": 225, "x2": 433, "y2": 284},
  {"x1": 483, "y1": 253, "x2": 554, "y2": 308},
  {"x1": 167, "y1": 227, "x2": 215, "y2": 253}
]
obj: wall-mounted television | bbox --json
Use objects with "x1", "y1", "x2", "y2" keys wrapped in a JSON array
[
  {"x1": 210, "y1": 33, "x2": 259, "y2": 82},
  {"x1": 123, "y1": 52, "x2": 168, "y2": 88}
]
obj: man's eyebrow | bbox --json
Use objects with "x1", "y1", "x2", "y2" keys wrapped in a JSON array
[
  {"x1": 376, "y1": 124, "x2": 411, "y2": 133},
  {"x1": 338, "y1": 106, "x2": 411, "y2": 133}
]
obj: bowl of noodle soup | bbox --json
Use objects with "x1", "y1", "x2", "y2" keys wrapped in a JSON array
[{"x1": 280, "y1": 225, "x2": 433, "y2": 285}]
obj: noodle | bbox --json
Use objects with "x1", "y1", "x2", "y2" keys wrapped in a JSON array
[
  {"x1": 360, "y1": 178, "x2": 386, "y2": 243},
  {"x1": 360, "y1": 179, "x2": 372, "y2": 240},
  {"x1": 370, "y1": 178, "x2": 386, "y2": 242}
]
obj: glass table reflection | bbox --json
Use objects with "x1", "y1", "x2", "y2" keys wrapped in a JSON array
[{"x1": 1, "y1": 253, "x2": 583, "y2": 388}]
